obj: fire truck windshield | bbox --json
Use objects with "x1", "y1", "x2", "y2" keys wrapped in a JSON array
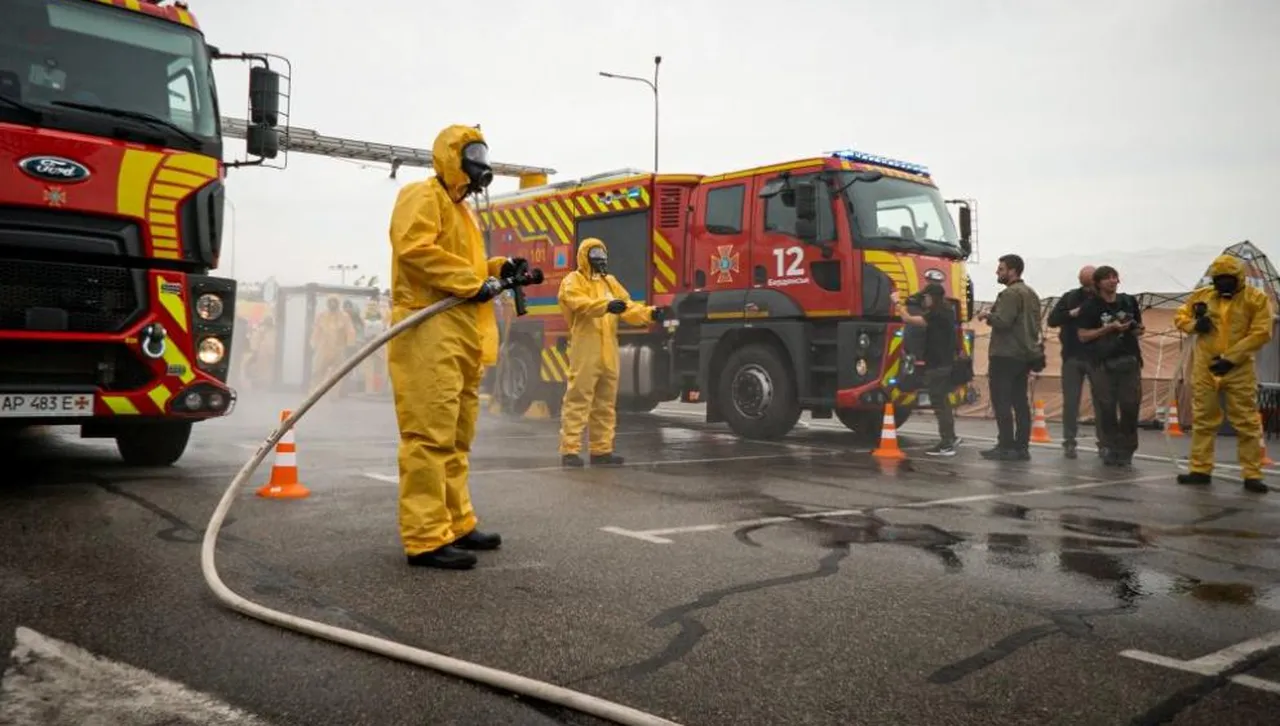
[
  {"x1": 838, "y1": 172, "x2": 964, "y2": 259},
  {"x1": 0, "y1": 0, "x2": 218, "y2": 154}
]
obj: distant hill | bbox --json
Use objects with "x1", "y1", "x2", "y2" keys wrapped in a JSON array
[{"x1": 968, "y1": 243, "x2": 1272, "y2": 302}]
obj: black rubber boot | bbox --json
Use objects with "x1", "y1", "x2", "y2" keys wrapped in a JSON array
[
  {"x1": 406, "y1": 545, "x2": 476, "y2": 570},
  {"x1": 562, "y1": 453, "x2": 584, "y2": 468},
  {"x1": 1176, "y1": 472, "x2": 1212, "y2": 486},
  {"x1": 591, "y1": 452, "x2": 626, "y2": 466},
  {"x1": 1243, "y1": 478, "x2": 1269, "y2": 493},
  {"x1": 453, "y1": 530, "x2": 502, "y2": 550}
]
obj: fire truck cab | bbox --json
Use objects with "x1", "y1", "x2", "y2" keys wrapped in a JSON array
[
  {"x1": 482, "y1": 150, "x2": 976, "y2": 441},
  {"x1": 0, "y1": 0, "x2": 287, "y2": 465}
]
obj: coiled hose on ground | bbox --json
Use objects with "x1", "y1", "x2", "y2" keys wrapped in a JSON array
[{"x1": 200, "y1": 282, "x2": 685, "y2": 726}]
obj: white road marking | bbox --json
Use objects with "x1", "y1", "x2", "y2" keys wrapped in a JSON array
[
  {"x1": 599, "y1": 473, "x2": 1172, "y2": 543},
  {"x1": 1120, "y1": 628, "x2": 1280, "y2": 695},
  {"x1": 362, "y1": 450, "x2": 839, "y2": 484},
  {"x1": 0, "y1": 626, "x2": 274, "y2": 725}
]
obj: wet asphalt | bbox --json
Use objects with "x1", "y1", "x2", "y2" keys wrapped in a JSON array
[{"x1": 2, "y1": 388, "x2": 1280, "y2": 726}]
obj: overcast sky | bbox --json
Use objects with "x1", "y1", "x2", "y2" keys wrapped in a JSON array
[{"x1": 199, "y1": 0, "x2": 1279, "y2": 299}]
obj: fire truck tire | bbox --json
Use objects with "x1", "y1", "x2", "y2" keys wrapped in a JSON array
[
  {"x1": 114, "y1": 422, "x2": 193, "y2": 466},
  {"x1": 717, "y1": 343, "x2": 800, "y2": 440},
  {"x1": 835, "y1": 406, "x2": 912, "y2": 441},
  {"x1": 496, "y1": 341, "x2": 539, "y2": 418}
]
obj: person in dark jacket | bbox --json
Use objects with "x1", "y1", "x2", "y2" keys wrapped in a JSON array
[
  {"x1": 1077, "y1": 266, "x2": 1144, "y2": 467},
  {"x1": 1046, "y1": 266, "x2": 1097, "y2": 458},
  {"x1": 893, "y1": 283, "x2": 962, "y2": 456}
]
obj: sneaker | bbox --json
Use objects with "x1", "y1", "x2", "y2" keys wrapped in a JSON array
[
  {"x1": 561, "y1": 453, "x2": 584, "y2": 468},
  {"x1": 926, "y1": 442, "x2": 957, "y2": 457},
  {"x1": 1243, "y1": 478, "x2": 1270, "y2": 493},
  {"x1": 1063, "y1": 441, "x2": 1078, "y2": 459}
]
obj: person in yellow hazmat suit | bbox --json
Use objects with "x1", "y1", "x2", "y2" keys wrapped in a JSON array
[
  {"x1": 386, "y1": 124, "x2": 526, "y2": 570},
  {"x1": 310, "y1": 295, "x2": 356, "y2": 394},
  {"x1": 1172, "y1": 254, "x2": 1273, "y2": 493},
  {"x1": 558, "y1": 237, "x2": 665, "y2": 467}
]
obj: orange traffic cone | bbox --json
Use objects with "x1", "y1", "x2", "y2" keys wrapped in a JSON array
[
  {"x1": 1165, "y1": 401, "x2": 1183, "y2": 436},
  {"x1": 872, "y1": 402, "x2": 907, "y2": 459},
  {"x1": 1030, "y1": 400, "x2": 1052, "y2": 443},
  {"x1": 257, "y1": 409, "x2": 310, "y2": 499},
  {"x1": 1260, "y1": 413, "x2": 1274, "y2": 467}
]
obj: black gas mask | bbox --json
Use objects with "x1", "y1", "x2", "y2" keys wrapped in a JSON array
[
  {"x1": 460, "y1": 141, "x2": 493, "y2": 195},
  {"x1": 1213, "y1": 274, "x2": 1239, "y2": 298},
  {"x1": 587, "y1": 247, "x2": 608, "y2": 275}
]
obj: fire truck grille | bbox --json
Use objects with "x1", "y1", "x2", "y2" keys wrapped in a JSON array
[
  {"x1": 0, "y1": 259, "x2": 143, "y2": 333},
  {"x1": 0, "y1": 340, "x2": 154, "y2": 391}
]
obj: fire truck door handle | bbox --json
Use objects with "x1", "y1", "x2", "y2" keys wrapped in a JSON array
[{"x1": 753, "y1": 266, "x2": 766, "y2": 285}]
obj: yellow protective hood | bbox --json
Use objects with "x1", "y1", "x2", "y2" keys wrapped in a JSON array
[
  {"x1": 577, "y1": 237, "x2": 606, "y2": 277},
  {"x1": 432, "y1": 124, "x2": 485, "y2": 201},
  {"x1": 1208, "y1": 254, "x2": 1247, "y2": 286}
]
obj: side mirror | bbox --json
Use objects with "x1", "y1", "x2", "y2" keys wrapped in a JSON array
[
  {"x1": 249, "y1": 67, "x2": 281, "y2": 128},
  {"x1": 959, "y1": 205, "x2": 972, "y2": 244},
  {"x1": 246, "y1": 124, "x2": 279, "y2": 159}
]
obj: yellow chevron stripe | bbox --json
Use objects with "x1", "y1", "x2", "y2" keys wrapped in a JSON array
[
  {"x1": 102, "y1": 396, "x2": 139, "y2": 415},
  {"x1": 148, "y1": 383, "x2": 172, "y2": 411},
  {"x1": 549, "y1": 198, "x2": 576, "y2": 230},
  {"x1": 575, "y1": 197, "x2": 595, "y2": 215},
  {"x1": 652, "y1": 230, "x2": 673, "y2": 257},
  {"x1": 533, "y1": 203, "x2": 569, "y2": 245},
  {"x1": 514, "y1": 207, "x2": 535, "y2": 233},
  {"x1": 155, "y1": 169, "x2": 206, "y2": 188},
  {"x1": 654, "y1": 278, "x2": 669, "y2": 294}
]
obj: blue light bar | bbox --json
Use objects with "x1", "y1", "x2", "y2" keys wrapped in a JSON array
[{"x1": 830, "y1": 149, "x2": 931, "y2": 177}]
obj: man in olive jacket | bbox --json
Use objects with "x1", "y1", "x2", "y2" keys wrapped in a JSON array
[{"x1": 976, "y1": 253, "x2": 1044, "y2": 460}]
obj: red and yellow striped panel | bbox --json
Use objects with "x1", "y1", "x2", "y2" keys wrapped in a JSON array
[
  {"x1": 115, "y1": 150, "x2": 219, "y2": 260},
  {"x1": 89, "y1": 0, "x2": 200, "y2": 28},
  {"x1": 540, "y1": 346, "x2": 570, "y2": 383},
  {"x1": 478, "y1": 178, "x2": 653, "y2": 250},
  {"x1": 651, "y1": 229, "x2": 677, "y2": 294}
]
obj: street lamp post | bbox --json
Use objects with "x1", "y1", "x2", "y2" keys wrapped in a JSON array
[
  {"x1": 599, "y1": 55, "x2": 661, "y2": 172},
  {"x1": 329, "y1": 263, "x2": 358, "y2": 285}
]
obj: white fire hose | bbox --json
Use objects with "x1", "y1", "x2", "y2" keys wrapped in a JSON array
[{"x1": 200, "y1": 274, "x2": 685, "y2": 726}]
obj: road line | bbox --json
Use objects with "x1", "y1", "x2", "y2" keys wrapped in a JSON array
[
  {"x1": 1229, "y1": 675, "x2": 1280, "y2": 695},
  {"x1": 1, "y1": 626, "x2": 273, "y2": 725},
  {"x1": 599, "y1": 472, "x2": 1171, "y2": 543},
  {"x1": 363, "y1": 450, "x2": 839, "y2": 484},
  {"x1": 1120, "y1": 627, "x2": 1280, "y2": 692}
]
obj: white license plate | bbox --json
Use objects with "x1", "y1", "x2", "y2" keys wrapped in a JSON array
[
  {"x1": 0, "y1": 392, "x2": 95, "y2": 417},
  {"x1": 917, "y1": 392, "x2": 931, "y2": 406}
]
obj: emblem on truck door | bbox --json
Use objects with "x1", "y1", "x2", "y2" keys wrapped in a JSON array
[
  {"x1": 924, "y1": 268, "x2": 946, "y2": 282},
  {"x1": 18, "y1": 156, "x2": 91, "y2": 183}
]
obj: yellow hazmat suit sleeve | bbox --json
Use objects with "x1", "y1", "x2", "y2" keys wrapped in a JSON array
[
  {"x1": 557, "y1": 237, "x2": 653, "y2": 457},
  {"x1": 1180, "y1": 254, "x2": 1274, "y2": 479},
  {"x1": 389, "y1": 182, "x2": 486, "y2": 300},
  {"x1": 387, "y1": 124, "x2": 500, "y2": 557}
]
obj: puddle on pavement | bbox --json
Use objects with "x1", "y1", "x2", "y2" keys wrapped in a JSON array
[{"x1": 969, "y1": 531, "x2": 1280, "y2": 610}]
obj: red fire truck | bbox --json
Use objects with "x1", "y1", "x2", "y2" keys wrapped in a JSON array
[
  {"x1": 0, "y1": 0, "x2": 288, "y2": 464},
  {"x1": 479, "y1": 150, "x2": 977, "y2": 440}
]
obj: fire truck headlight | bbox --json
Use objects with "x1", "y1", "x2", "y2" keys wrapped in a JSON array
[
  {"x1": 857, "y1": 332, "x2": 871, "y2": 349},
  {"x1": 855, "y1": 358, "x2": 869, "y2": 376},
  {"x1": 183, "y1": 391, "x2": 203, "y2": 409},
  {"x1": 198, "y1": 337, "x2": 225, "y2": 365},
  {"x1": 196, "y1": 293, "x2": 224, "y2": 321}
]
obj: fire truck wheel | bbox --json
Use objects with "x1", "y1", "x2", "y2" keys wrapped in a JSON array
[
  {"x1": 114, "y1": 422, "x2": 193, "y2": 467},
  {"x1": 835, "y1": 406, "x2": 912, "y2": 441},
  {"x1": 497, "y1": 341, "x2": 539, "y2": 418},
  {"x1": 717, "y1": 343, "x2": 801, "y2": 440}
]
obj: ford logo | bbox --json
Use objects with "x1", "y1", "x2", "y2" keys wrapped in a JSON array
[
  {"x1": 924, "y1": 268, "x2": 946, "y2": 282},
  {"x1": 18, "y1": 156, "x2": 91, "y2": 184}
]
